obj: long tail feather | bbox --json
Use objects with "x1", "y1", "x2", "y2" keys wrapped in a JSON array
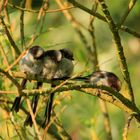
[
  {"x1": 24, "y1": 82, "x2": 42, "y2": 126},
  {"x1": 42, "y1": 92, "x2": 55, "y2": 128},
  {"x1": 11, "y1": 79, "x2": 27, "y2": 112}
]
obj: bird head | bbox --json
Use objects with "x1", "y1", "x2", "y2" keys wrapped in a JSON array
[
  {"x1": 60, "y1": 49, "x2": 74, "y2": 60},
  {"x1": 28, "y1": 46, "x2": 45, "y2": 60}
]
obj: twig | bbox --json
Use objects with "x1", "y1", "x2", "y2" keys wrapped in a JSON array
[
  {"x1": 5, "y1": 50, "x2": 26, "y2": 72},
  {"x1": 20, "y1": 0, "x2": 26, "y2": 50},
  {"x1": 123, "y1": 115, "x2": 133, "y2": 140},
  {"x1": 88, "y1": 2, "x2": 99, "y2": 70},
  {"x1": 8, "y1": 2, "x2": 74, "y2": 13},
  {"x1": 0, "y1": 17, "x2": 21, "y2": 55},
  {"x1": 120, "y1": 25, "x2": 140, "y2": 38},
  {"x1": 98, "y1": 0, "x2": 135, "y2": 103},
  {"x1": 55, "y1": 0, "x2": 93, "y2": 58},
  {"x1": 67, "y1": 0, "x2": 140, "y2": 38},
  {"x1": 99, "y1": 99, "x2": 112, "y2": 140},
  {"x1": 26, "y1": 98, "x2": 42, "y2": 140},
  {"x1": 117, "y1": 0, "x2": 137, "y2": 27},
  {"x1": 10, "y1": 118, "x2": 23, "y2": 140},
  {"x1": 87, "y1": 3, "x2": 113, "y2": 139},
  {"x1": 0, "y1": 43, "x2": 10, "y2": 68},
  {"x1": 0, "y1": 68, "x2": 21, "y2": 91}
]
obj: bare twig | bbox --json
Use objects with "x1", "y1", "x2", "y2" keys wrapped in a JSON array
[
  {"x1": 123, "y1": 115, "x2": 133, "y2": 140},
  {"x1": 8, "y1": 2, "x2": 74, "y2": 13},
  {"x1": 0, "y1": 17, "x2": 21, "y2": 55},
  {"x1": 26, "y1": 98, "x2": 42, "y2": 140},
  {"x1": 5, "y1": 50, "x2": 26, "y2": 72},
  {"x1": 88, "y1": 3, "x2": 112, "y2": 139},
  {"x1": 117, "y1": 0, "x2": 137, "y2": 27},
  {"x1": 0, "y1": 43, "x2": 10, "y2": 68},
  {"x1": 55, "y1": 0, "x2": 94, "y2": 59},
  {"x1": 20, "y1": 0, "x2": 26, "y2": 50},
  {"x1": 0, "y1": 68, "x2": 21, "y2": 91}
]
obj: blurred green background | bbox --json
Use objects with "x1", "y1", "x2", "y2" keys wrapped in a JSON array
[{"x1": 0, "y1": 0, "x2": 140, "y2": 140}]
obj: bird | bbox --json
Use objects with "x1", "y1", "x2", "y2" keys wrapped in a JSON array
[
  {"x1": 11, "y1": 46, "x2": 45, "y2": 112},
  {"x1": 42, "y1": 48, "x2": 74, "y2": 128},
  {"x1": 24, "y1": 48, "x2": 74, "y2": 127},
  {"x1": 88, "y1": 71, "x2": 121, "y2": 92},
  {"x1": 24, "y1": 49, "x2": 64, "y2": 126}
]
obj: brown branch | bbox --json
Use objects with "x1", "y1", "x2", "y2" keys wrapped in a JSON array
[
  {"x1": 20, "y1": 0, "x2": 26, "y2": 50},
  {"x1": 123, "y1": 115, "x2": 133, "y2": 140},
  {"x1": 8, "y1": 2, "x2": 75, "y2": 13},
  {"x1": 5, "y1": 50, "x2": 26, "y2": 72},
  {"x1": 26, "y1": 98, "x2": 42, "y2": 140},
  {"x1": 55, "y1": 0, "x2": 93, "y2": 59}
]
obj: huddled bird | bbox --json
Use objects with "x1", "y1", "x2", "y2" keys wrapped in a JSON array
[
  {"x1": 11, "y1": 46, "x2": 45, "y2": 112},
  {"x1": 23, "y1": 47, "x2": 74, "y2": 127},
  {"x1": 11, "y1": 45, "x2": 121, "y2": 129}
]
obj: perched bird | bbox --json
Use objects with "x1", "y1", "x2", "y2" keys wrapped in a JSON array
[
  {"x1": 25, "y1": 48, "x2": 74, "y2": 127},
  {"x1": 24, "y1": 49, "x2": 64, "y2": 126},
  {"x1": 11, "y1": 46, "x2": 45, "y2": 112},
  {"x1": 86, "y1": 71, "x2": 121, "y2": 92},
  {"x1": 42, "y1": 48, "x2": 74, "y2": 127}
]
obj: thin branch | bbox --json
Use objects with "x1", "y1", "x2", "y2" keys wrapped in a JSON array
[
  {"x1": 117, "y1": 0, "x2": 137, "y2": 27},
  {"x1": 99, "y1": 99, "x2": 112, "y2": 140},
  {"x1": 67, "y1": 0, "x2": 140, "y2": 38},
  {"x1": 26, "y1": 98, "x2": 42, "y2": 140},
  {"x1": 120, "y1": 25, "x2": 140, "y2": 38},
  {"x1": 20, "y1": 0, "x2": 26, "y2": 50},
  {"x1": 0, "y1": 17, "x2": 21, "y2": 55},
  {"x1": 0, "y1": 68, "x2": 21, "y2": 91},
  {"x1": 5, "y1": 50, "x2": 26, "y2": 72},
  {"x1": 98, "y1": 0, "x2": 135, "y2": 103},
  {"x1": 123, "y1": 115, "x2": 133, "y2": 140},
  {"x1": 55, "y1": 0, "x2": 93, "y2": 58},
  {"x1": 0, "y1": 43, "x2": 10, "y2": 68},
  {"x1": 8, "y1": 2, "x2": 75, "y2": 13},
  {"x1": 87, "y1": 3, "x2": 112, "y2": 139}
]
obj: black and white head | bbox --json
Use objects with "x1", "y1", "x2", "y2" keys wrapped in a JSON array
[
  {"x1": 28, "y1": 46, "x2": 45, "y2": 60},
  {"x1": 60, "y1": 48, "x2": 74, "y2": 60},
  {"x1": 44, "y1": 50, "x2": 62, "y2": 62},
  {"x1": 89, "y1": 71, "x2": 121, "y2": 92},
  {"x1": 19, "y1": 46, "x2": 45, "y2": 75}
]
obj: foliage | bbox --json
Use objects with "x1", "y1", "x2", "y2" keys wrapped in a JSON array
[{"x1": 0, "y1": 0, "x2": 140, "y2": 140}]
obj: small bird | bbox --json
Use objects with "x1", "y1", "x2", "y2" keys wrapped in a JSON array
[
  {"x1": 24, "y1": 49, "x2": 64, "y2": 126},
  {"x1": 11, "y1": 46, "x2": 45, "y2": 112},
  {"x1": 42, "y1": 48, "x2": 74, "y2": 127},
  {"x1": 88, "y1": 71, "x2": 121, "y2": 92}
]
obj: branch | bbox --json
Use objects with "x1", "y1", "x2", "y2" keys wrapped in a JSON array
[
  {"x1": 8, "y1": 2, "x2": 75, "y2": 13},
  {"x1": 67, "y1": 0, "x2": 140, "y2": 38},
  {"x1": 6, "y1": 82, "x2": 139, "y2": 123},
  {"x1": 20, "y1": 0, "x2": 26, "y2": 50},
  {"x1": 117, "y1": 0, "x2": 137, "y2": 27},
  {"x1": 0, "y1": 68, "x2": 21, "y2": 91},
  {"x1": 0, "y1": 17, "x2": 21, "y2": 55},
  {"x1": 98, "y1": 0, "x2": 135, "y2": 103}
]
